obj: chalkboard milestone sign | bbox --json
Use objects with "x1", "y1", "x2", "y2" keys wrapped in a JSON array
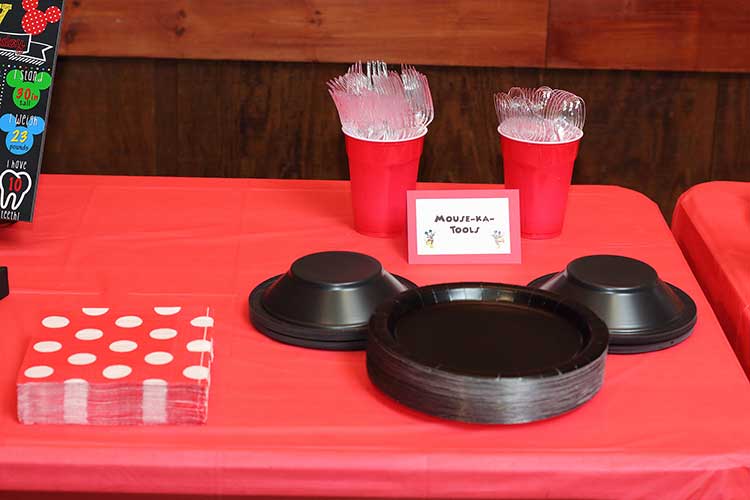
[{"x1": 0, "y1": 0, "x2": 63, "y2": 222}]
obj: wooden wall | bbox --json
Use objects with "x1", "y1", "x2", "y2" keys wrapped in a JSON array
[
  {"x1": 60, "y1": 0, "x2": 750, "y2": 72},
  {"x1": 42, "y1": 57, "x2": 750, "y2": 221}
]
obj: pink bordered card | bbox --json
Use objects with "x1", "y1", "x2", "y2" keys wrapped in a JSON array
[{"x1": 407, "y1": 189, "x2": 521, "y2": 264}]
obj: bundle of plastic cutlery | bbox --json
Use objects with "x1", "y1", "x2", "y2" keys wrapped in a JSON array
[
  {"x1": 328, "y1": 61, "x2": 433, "y2": 141},
  {"x1": 494, "y1": 86, "x2": 585, "y2": 142}
]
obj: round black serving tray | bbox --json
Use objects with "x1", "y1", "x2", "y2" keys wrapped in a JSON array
[
  {"x1": 367, "y1": 283, "x2": 609, "y2": 424},
  {"x1": 528, "y1": 255, "x2": 697, "y2": 354},
  {"x1": 249, "y1": 251, "x2": 416, "y2": 350}
]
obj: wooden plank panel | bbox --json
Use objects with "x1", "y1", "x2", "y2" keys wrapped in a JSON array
[
  {"x1": 153, "y1": 61, "x2": 179, "y2": 177},
  {"x1": 548, "y1": 0, "x2": 750, "y2": 72},
  {"x1": 60, "y1": 0, "x2": 548, "y2": 68},
  {"x1": 712, "y1": 74, "x2": 750, "y2": 180},
  {"x1": 421, "y1": 65, "x2": 541, "y2": 184},
  {"x1": 43, "y1": 57, "x2": 158, "y2": 176},
  {"x1": 171, "y1": 60, "x2": 349, "y2": 179},
  {"x1": 540, "y1": 69, "x2": 717, "y2": 218},
  {"x1": 173, "y1": 60, "x2": 233, "y2": 178}
]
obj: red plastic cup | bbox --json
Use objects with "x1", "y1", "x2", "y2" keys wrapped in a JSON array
[
  {"x1": 344, "y1": 130, "x2": 426, "y2": 237},
  {"x1": 499, "y1": 127, "x2": 582, "y2": 239}
]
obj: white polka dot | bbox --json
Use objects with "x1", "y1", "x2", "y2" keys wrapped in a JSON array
[
  {"x1": 67, "y1": 353, "x2": 96, "y2": 365},
  {"x1": 154, "y1": 306, "x2": 181, "y2": 316},
  {"x1": 149, "y1": 328, "x2": 177, "y2": 340},
  {"x1": 115, "y1": 316, "x2": 143, "y2": 328},
  {"x1": 64, "y1": 378, "x2": 87, "y2": 384},
  {"x1": 190, "y1": 316, "x2": 214, "y2": 327},
  {"x1": 42, "y1": 316, "x2": 69, "y2": 328},
  {"x1": 144, "y1": 351, "x2": 173, "y2": 365},
  {"x1": 33, "y1": 340, "x2": 62, "y2": 353},
  {"x1": 109, "y1": 340, "x2": 137, "y2": 352},
  {"x1": 143, "y1": 378, "x2": 167, "y2": 386},
  {"x1": 186, "y1": 339, "x2": 212, "y2": 353},
  {"x1": 102, "y1": 364, "x2": 132, "y2": 380},
  {"x1": 75, "y1": 328, "x2": 103, "y2": 341},
  {"x1": 183, "y1": 365, "x2": 210, "y2": 380},
  {"x1": 82, "y1": 307, "x2": 109, "y2": 316},
  {"x1": 24, "y1": 365, "x2": 54, "y2": 378}
]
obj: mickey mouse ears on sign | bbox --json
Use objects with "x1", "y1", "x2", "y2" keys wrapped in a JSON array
[
  {"x1": 7, "y1": 70, "x2": 52, "y2": 91},
  {"x1": 0, "y1": 113, "x2": 46, "y2": 157},
  {"x1": 21, "y1": 0, "x2": 61, "y2": 36},
  {"x1": 0, "y1": 113, "x2": 44, "y2": 135}
]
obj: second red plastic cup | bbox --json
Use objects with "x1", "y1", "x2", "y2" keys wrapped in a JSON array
[
  {"x1": 344, "y1": 130, "x2": 426, "y2": 237},
  {"x1": 499, "y1": 128, "x2": 582, "y2": 239}
]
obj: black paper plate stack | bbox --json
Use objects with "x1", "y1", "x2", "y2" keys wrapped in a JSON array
[
  {"x1": 367, "y1": 283, "x2": 609, "y2": 424},
  {"x1": 528, "y1": 255, "x2": 697, "y2": 353},
  {"x1": 250, "y1": 251, "x2": 416, "y2": 350}
]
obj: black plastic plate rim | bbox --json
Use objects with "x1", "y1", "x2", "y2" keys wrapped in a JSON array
[
  {"x1": 369, "y1": 282, "x2": 609, "y2": 379},
  {"x1": 366, "y1": 282, "x2": 609, "y2": 424}
]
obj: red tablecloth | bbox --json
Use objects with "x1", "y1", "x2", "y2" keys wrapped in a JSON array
[
  {"x1": 1, "y1": 175, "x2": 750, "y2": 499},
  {"x1": 673, "y1": 181, "x2": 750, "y2": 378}
]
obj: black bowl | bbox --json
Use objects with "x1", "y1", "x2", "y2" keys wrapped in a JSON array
[
  {"x1": 249, "y1": 251, "x2": 416, "y2": 350},
  {"x1": 528, "y1": 255, "x2": 697, "y2": 353}
]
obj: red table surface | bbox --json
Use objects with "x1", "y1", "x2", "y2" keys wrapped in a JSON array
[
  {"x1": 1, "y1": 174, "x2": 750, "y2": 499},
  {"x1": 673, "y1": 181, "x2": 750, "y2": 378}
]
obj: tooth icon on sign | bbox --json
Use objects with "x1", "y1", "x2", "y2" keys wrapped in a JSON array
[{"x1": 0, "y1": 170, "x2": 32, "y2": 210}]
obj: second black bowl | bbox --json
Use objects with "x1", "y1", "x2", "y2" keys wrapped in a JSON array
[
  {"x1": 528, "y1": 255, "x2": 697, "y2": 353},
  {"x1": 249, "y1": 251, "x2": 416, "y2": 349}
]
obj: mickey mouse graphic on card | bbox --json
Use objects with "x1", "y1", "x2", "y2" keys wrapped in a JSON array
[
  {"x1": 0, "y1": 113, "x2": 44, "y2": 155},
  {"x1": 7, "y1": 69, "x2": 50, "y2": 109}
]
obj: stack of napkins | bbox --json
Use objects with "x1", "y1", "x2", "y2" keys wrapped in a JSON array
[{"x1": 17, "y1": 305, "x2": 214, "y2": 425}]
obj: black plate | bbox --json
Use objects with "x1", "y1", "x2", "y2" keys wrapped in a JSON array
[
  {"x1": 367, "y1": 283, "x2": 609, "y2": 424},
  {"x1": 528, "y1": 255, "x2": 697, "y2": 354},
  {"x1": 249, "y1": 251, "x2": 416, "y2": 350}
]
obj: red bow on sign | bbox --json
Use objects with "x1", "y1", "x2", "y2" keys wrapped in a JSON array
[{"x1": 21, "y1": 0, "x2": 61, "y2": 36}]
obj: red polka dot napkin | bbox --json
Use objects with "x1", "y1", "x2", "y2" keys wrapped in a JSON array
[{"x1": 17, "y1": 305, "x2": 214, "y2": 425}]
